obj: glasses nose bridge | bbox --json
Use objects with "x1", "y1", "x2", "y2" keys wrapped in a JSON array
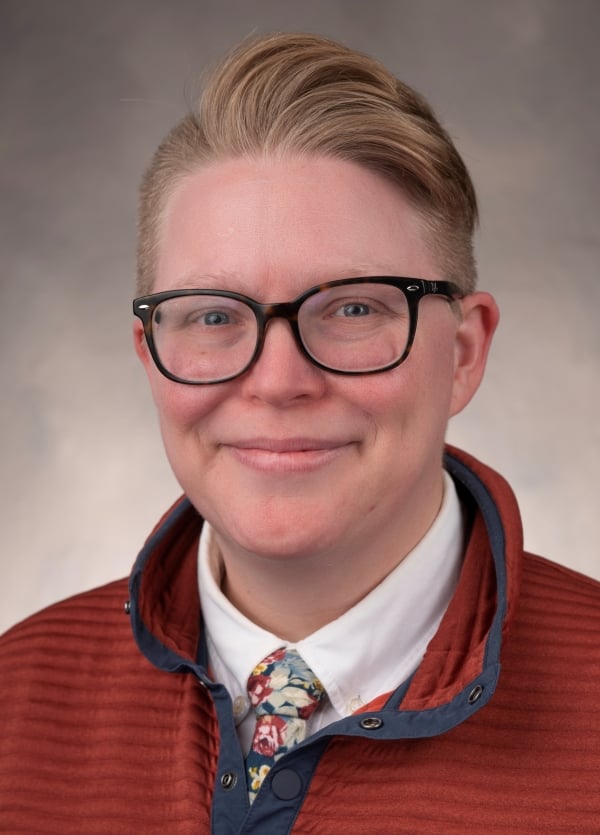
[
  {"x1": 259, "y1": 298, "x2": 301, "y2": 325},
  {"x1": 257, "y1": 298, "x2": 302, "y2": 337},
  {"x1": 253, "y1": 298, "x2": 305, "y2": 358}
]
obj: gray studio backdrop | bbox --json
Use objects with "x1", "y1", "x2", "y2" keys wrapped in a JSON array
[{"x1": 1, "y1": 0, "x2": 599, "y2": 634}]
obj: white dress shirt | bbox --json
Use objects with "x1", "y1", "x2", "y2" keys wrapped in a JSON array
[{"x1": 198, "y1": 471, "x2": 464, "y2": 754}]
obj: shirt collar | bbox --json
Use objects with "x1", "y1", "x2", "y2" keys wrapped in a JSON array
[{"x1": 198, "y1": 470, "x2": 463, "y2": 720}]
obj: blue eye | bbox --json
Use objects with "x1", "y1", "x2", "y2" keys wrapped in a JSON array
[
  {"x1": 202, "y1": 310, "x2": 231, "y2": 325},
  {"x1": 337, "y1": 303, "x2": 371, "y2": 317}
]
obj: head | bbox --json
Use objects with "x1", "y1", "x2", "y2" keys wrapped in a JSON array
[
  {"x1": 133, "y1": 34, "x2": 498, "y2": 628},
  {"x1": 136, "y1": 32, "x2": 478, "y2": 298}
]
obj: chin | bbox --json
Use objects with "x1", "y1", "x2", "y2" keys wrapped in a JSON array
[{"x1": 211, "y1": 502, "x2": 341, "y2": 562}]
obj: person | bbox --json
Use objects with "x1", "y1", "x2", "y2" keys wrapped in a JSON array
[{"x1": 1, "y1": 32, "x2": 598, "y2": 834}]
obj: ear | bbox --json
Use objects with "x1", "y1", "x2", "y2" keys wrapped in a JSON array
[
  {"x1": 450, "y1": 292, "x2": 499, "y2": 417},
  {"x1": 133, "y1": 319, "x2": 153, "y2": 376}
]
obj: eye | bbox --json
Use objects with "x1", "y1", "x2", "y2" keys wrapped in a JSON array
[
  {"x1": 334, "y1": 302, "x2": 372, "y2": 318},
  {"x1": 154, "y1": 302, "x2": 241, "y2": 331},
  {"x1": 183, "y1": 304, "x2": 241, "y2": 328},
  {"x1": 200, "y1": 309, "x2": 231, "y2": 326}
]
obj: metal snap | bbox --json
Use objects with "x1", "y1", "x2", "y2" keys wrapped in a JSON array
[
  {"x1": 220, "y1": 771, "x2": 237, "y2": 790},
  {"x1": 123, "y1": 600, "x2": 131, "y2": 615},
  {"x1": 467, "y1": 684, "x2": 484, "y2": 704},
  {"x1": 359, "y1": 717, "x2": 383, "y2": 730}
]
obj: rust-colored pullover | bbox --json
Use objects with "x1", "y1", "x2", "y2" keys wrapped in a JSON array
[{"x1": 1, "y1": 448, "x2": 599, "y2": 833}]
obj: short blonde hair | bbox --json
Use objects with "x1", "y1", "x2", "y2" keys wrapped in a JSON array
[{"x1": 137, "y1": 33, "x2": 478, "y2": 296}]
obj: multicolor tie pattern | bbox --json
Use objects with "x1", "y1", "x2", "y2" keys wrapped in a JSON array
[{"x1": 245, "y1": 647, "x2": 325, "y2": 803}]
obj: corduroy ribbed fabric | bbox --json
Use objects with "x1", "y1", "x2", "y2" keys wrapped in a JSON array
[
  {"x1": 290, "y1": 552, "x2": 600, "y2": 833},
  {"x1": 0, "y1": 580, "x2": 218, "y2": 833},
  {"x1": 0, "y1": 448, "x2": 598, "y2": 833}
]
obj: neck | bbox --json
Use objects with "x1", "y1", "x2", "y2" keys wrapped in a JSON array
[
  {"x1": 211, "y1": 475, "x2": 445, "y2": 642},
  {"x1": 219, "y1": 549, "x2": 374, "y2": 642}
]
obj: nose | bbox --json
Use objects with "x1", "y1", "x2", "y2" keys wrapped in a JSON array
[{"x1": 239, "y1": 319, "x2": 327, "y2": 405}]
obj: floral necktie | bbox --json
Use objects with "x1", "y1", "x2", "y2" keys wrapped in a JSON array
[{"x1": 245, "y1": 647, "x2": 325, "y2": 802}]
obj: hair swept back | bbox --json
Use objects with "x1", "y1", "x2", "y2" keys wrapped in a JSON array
[{"x1": 137, "y1": 32, "x2": 478, "y2": 296}]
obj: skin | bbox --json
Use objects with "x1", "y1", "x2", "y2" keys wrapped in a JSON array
[{"x1": 135, "y1": 155, "x2": 498, "y2": 641}]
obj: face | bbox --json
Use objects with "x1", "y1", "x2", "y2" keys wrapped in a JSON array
[{"x1": 135, "y1": 155, "x2": 496, "y2": 569}]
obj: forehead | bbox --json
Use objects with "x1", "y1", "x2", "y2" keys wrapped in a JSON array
[{"x1": 155, "y1": 155, "x2": 438, "y2": 297}]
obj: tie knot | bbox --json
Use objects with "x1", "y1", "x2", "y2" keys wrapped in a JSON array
[{"x1": 247, "y1": 647, "x2": 325, "y2": 719}]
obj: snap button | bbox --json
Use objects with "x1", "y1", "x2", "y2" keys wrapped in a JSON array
[
  {"x1": 359, "y1": 717, "x2": 383, "y2": 730},
  {"x1": 271, "y1": 768, "x2": 302, "y2": 800},
  {"x1": 467, "y1": 684, "x2": 484, "y2": 704},
  {"x1": 220, "y1": 771, "x2": 237, "y2": 790},
  {"x1": 123, "y1": 600, "x2": 131, "y2": 615}
]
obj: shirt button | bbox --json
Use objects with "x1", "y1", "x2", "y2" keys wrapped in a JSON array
[
  {"x1": 233, "y1": 695, "x2": 248, "y2": 717},
  {"x1": 348, "y1": 696, "x2": 363, "y2": 713}
]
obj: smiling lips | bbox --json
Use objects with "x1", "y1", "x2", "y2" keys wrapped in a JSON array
[{"x1": 223, "y1": 437, "x2": 353, "y2": 473}]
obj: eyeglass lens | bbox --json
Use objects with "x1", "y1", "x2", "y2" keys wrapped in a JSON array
[{"x1": 151, "y1": 282, "x2": 412, "y2": 383}]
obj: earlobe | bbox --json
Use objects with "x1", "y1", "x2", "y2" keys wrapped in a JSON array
[{"x1": 450, "y1": 292, "x2": 499, "y2": 417}]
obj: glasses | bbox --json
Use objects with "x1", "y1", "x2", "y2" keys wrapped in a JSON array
[{"x1": 133, "y1": 277, "x2": 462, "y2": 385}]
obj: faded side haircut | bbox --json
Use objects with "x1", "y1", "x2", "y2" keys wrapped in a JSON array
[{"x1": 137, "y1": 33, "x2": 478, "y2": 296}]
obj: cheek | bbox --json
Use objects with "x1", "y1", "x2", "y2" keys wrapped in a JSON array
[
  {"x1": 149, "y1": 374, "x2": 226, "y2": 438},
  {"x1": 411, "y1": 318, "x2": 458, "y2": 411},
  {"x1": 344, "y1": 346, "x2": 454, "y2": 433}
]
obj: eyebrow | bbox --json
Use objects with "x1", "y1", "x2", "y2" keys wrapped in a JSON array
[
  {"x1": 166, "y1": 264, "x2": 405, "y2": 291},
  {"x1": 167, "y1": 272, "x2": 241, "y2": 291}
]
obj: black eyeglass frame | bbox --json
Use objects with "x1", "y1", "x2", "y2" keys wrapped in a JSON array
[{"x1": 133, "y1": 277, "x2": 463, "y2": 385}]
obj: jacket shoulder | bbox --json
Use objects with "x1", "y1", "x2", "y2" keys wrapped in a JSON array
[
  {"x1": 0, "y1": 579, "x2": 217, "y2": 833},
  {"x1": 504, "y1": 552, "x2": 600, "y2": 685},
  {"x1": 1, "y1": 577, "x2": 130, "y2": 637},
  {"x1": 0, "y1": 578, "x2": 133, "y2": 672},
  {"x1": 522, "y1": 550, "x2": 600, "y2": 601},
  {"x1": 517, "y1": 551, "x2": 600, "y2": 636}
]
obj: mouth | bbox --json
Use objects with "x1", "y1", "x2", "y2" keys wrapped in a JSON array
[{"x1": 222, "y1": 437, "x2": 354, "y2": 473}]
